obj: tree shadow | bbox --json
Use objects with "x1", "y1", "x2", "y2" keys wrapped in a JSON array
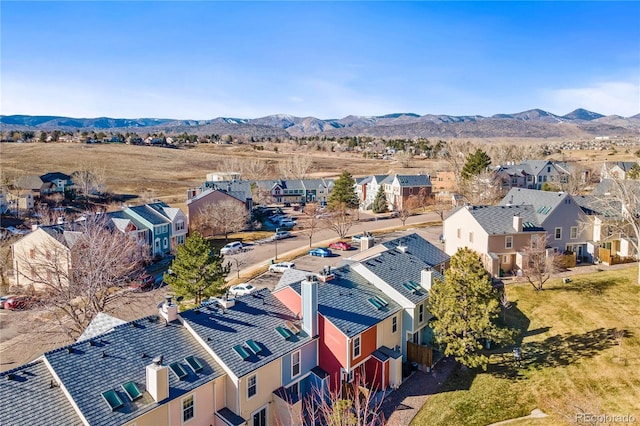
[{"x1": 546, "y1": 275, "x2": 619, "y2": 295}]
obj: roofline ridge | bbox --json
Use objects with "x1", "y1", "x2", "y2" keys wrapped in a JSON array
[{"x1": 0, "y1": 356, "x2": 45, "y2": 375}]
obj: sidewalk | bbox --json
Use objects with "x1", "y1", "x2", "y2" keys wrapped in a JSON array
[{"x1": 381, "y1": 357, "x2": 457, "y2": 426}]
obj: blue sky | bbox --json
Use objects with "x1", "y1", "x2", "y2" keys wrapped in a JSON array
[{"x1": 1, "y1": 1, "x2": 638, "y2": 119}]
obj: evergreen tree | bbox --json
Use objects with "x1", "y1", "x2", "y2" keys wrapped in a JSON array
[
  {"x1": 164, "y1": 232, "x2": 230, "y2": 304},
  {"x1": 461, "y1": 148, "x2": 492, "y2": 180},
  {"x1": 372, "y1": 186, "x2": 388, "y2": 213},
  {"x1": 327, "y1": 171, "x2": 359, "y2": 211},
  {"x1": 428, "y1": 248, "x2": 516, "y2": 370},
  {"x1": 627, "y1": 163, "x2": 640, "y2": 180}
]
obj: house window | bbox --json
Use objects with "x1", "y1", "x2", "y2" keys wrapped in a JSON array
[
  {"x1": 292, "y1": 351, "x2": 300, "y2": 378},
  {"x1": 252, "y1": 407, "x2": 267, "y2": 426},
  {"x1": 555, "y1": 228, "x2": 562, "y2": 240},
  {"x1": 154, "y1": 239, "x2": 160, "y2": 251},
  {"x1": 570, "y1": 226, "x2": 578, "y2": 239},
  {"x1": 177, "y1": 235, "x2": 185, "y2": 245},
  {"x1": 163, "y1": 237, "x2": 169, "y2": 249},
  {"x1": 419, "y1": 304, "x2": 424, "y2": 322},
  {"x1": 457, "y1": 228, "x2": 461, "y2": 239},
  {"x1": 503, "y1": 255, "x2": 509, "y2": 263},
  {"x1": 392, "y1": 316, "x2": 398, "y2": 333},
  {"x1": 176, "y1": 221, "x2": 185, "y2": 231},
  {"x1": 247, "y1": 374, "x2": 257, "y2": 399},
  {"x1": 353, "y1": 336, "x2": 361, "y2": 358},
  {"x1": 469, "y1": 232, "x2": 473, "y2": 243},
  {"x1": 505, "y1": 236, "x2": 513, "y2": 249},
  {"x1": 182, "y1": 395, "x2": 194, "y2": 423}
]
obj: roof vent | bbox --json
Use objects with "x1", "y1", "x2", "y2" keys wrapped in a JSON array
[
  {"x1": 397, "y1": 245, "x2": 408, "y2": 253},
  {"x1": 6, "y1": 373, "x2": 16, "y2": 381},
  {"x1": 152, "y1": 355, "x2": 163, "y2": 366}
]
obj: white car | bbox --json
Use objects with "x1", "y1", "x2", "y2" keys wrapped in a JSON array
[
  {"x1": 273, "y1": 230, "x2": 291, "y2": 240},
  {"x1": 220, "y1": 241, "x2": 243, "y2": 255},
  {"x1": 228, "y1": 283, "x2": 256, "y2": 297},
  {"x1": 269, "y1": 262, "x2": 296, "y2": 273}
]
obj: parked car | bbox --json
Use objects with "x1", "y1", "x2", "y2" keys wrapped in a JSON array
[
  {"x1": 228, "y1": 283, "x2": 256, "y2": 297},
  {"x1": 220, "y1": 241, "x2": 244, "y2": 255},
  {"x1": 3, "y1": 295, "x2": 37, "y2": 310},
  {"x1": 130, "y1": 274, "x2": 155, "y2": 292},
  {"x1": 0, "y1": 295, "x2": 18, "y2": 309},
  {"x1": 279, "y1": 218, "x2": 297, "y2": 227},
  {"x1": 269, "y1": 261, "x2": 296, "y2": 273},
  {"x1": 328, "y1": 241, "x2": 352, "y2": 251},
  {"x1": 351, "y1": 234, "x2": 364, "y2": 243},
  {"x1": 273, "y1": 230, "x2": 291, "y2": 240},
  {"x1": 308, "y1": 247, "x2": 332, "y2": 257}
]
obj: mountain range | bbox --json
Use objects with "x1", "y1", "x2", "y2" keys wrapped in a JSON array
[{"x1": 1, "y1": 108, "x2": 639, "y2": 139}]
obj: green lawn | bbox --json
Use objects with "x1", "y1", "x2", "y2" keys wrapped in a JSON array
[{"x1": 412, "y1": 265, "x2": 640, "y2": 426}]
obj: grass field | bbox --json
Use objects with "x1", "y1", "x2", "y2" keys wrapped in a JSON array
[{"x1": 412, "y1": 265, "x2": 640, "y2": 426}]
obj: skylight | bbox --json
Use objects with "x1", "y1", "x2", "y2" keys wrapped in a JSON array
[
  {"x1": 368, "y1": 298, "x2": 383, "y2": 310},
  {"x1": 373, "y1": 295, "x2": 388, "y2": 306},
  {"x1": 246, "y1": 340, "x2": 262, "y2": 354},
  {"x1": 402, "y1": 281, "x2": 421, "y2": 293},
  {"x1": 169, "y1": 362, "x2": 188, "y2": 380},
  {"x1": 185, "y1": 355, "x2": 203, "y2": 373},
  {"x1": 233, "y1": 345, "x2": 251, "y2": 360},
  {"x1": 275, "y1": 326, "x2": 293, "y2": 340},
  {"x1": 121, "y1": 381, "x2": 143, "y2": 401},
  {"x1": 102, "y1": 389, "x2": 124, "y2": 411}
]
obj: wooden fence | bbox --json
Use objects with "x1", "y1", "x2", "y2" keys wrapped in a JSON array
[
  {"x1": 598, "y1": 248, "x2": 636, "y2": 265},
  {"x1": 407, "y1": 342, "x2": 433, "y2": 368}
]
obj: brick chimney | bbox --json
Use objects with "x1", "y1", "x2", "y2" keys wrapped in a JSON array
[
  {"x1": 513, "y1": 215, "x2": 523, "y2": 232},
  {"x1": 146, "y1": 356, "x2": 169, "y2": 402},
  {"x1": 301, "y1": 276, "x2": 318, "y2": 337}
]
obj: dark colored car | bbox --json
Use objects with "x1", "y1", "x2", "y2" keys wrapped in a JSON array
[
  {"x1": 3, "y1": 296, "x2": 37, "y2": 310},
  {"x1": 308, "y1": 247, "x2": 333, "y2": 257},
  {"x1": 328, "y1": 241, "x2": 352, "y2": 251}
]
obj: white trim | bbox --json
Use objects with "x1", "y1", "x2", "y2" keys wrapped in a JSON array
[
  {"x1": 181, "y1": 393, "x2": 195, "y2": 424},
  {"x1": 291, "y1": 350, "x2": 301, "y2": 378},
  {"x1": 250, "y1": 405, "x2": 268, "y2": 426},
  {"x1": 505, "y1": 235, "x2": 513, "y2": 249},
  {"x1": 353, "y1": 335, "x2": 361, "y2": 358},
  {"x1": 554, "y1": 227, "x2": 562, "y2": 240},
  {"x1": 247, "y1": 374, "x2": 257, "y2": 399}
]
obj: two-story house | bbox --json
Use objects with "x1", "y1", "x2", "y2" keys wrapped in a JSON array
[
  {"x1": 601, "y1": 161, "x2": 640, "y2": 180},
  {"x1": 355, "y1": 175, "x2": 389, "y2": 210},
  {"x1": 274, "y1": 268, "x2": 403, "y2": 395},
  {"x1": 500, "y1": 188, "x2": 593, "y2": 262},
  {"x1": 382, "y1": 174, "x2": 432, "y2": 211},
  {"x1": 443, "y1": 204, "x2": 547, "y2": 277},
  {"x1": 495, "y1": 160, "x2": 571, "y2": 191},
  {"x1": 125, "y1": 203, "x2": 187, "y2": 258}
]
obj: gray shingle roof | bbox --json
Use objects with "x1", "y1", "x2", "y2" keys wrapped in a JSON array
[
  {"x1": 394, "y1": 174, "x2": 432, "y2": 187},
  {"x1": 500, "y1": 188, "x2": 569, "y2": 223},
  {"x1": 127, "y1": 205, "x2": 169, "y2": 226},
  {"x1": 180, "y1": 289, "x2": 312, "y2": 379},
  {"x1": 382, "y1": 233, "x2": 449, "y2": 267},
  {"x1": 44, "y1": 316, "x2": 224, "y2": 426},
  {"x1": 41, "y1": 172, "x2": 72, "y2": 182},
  {"x1": 463, "y1": 205, "x2": 544, "y2": 235},
  {"x1": 77, "y1": 312, "x2": 127, "y2": 342},
  {"x1": 288, "y1": 266, "x2": 402, "y2": 338},
  {"x1": 574, "y1": 195, "x2": 623, "y2": 218},
  {"x1": 0, "y1": 360, "x2": 83, "y2": 426}
]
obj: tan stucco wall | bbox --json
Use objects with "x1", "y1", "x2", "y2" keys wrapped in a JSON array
[
  {"x1": 376, "y1": 314, "x2": 402, "y2": 351},
  {"x1": 239, "y1": 360, "x2": 282, "y2": 422}
]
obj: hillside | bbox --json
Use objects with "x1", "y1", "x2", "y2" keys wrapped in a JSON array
[{"x1": 1, "y1": 108, "x2": 638, "y2": 139}]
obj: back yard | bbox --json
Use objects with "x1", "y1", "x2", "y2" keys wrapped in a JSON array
[{"x1": 413, "y1": 265, "x2": 640, "y2": 425}]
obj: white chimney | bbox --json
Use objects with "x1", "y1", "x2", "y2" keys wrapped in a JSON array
[
  {"x1": 146, "y1": 358, "x2": 169, "y2": 402},
  {"x1": 360, "y1": 234, "x2": 375, "y2": 251},
  {"x1": 301, "y1": 276, "x2": 318, "y2": 337},
  {"x1": 513, "y1": 215, "x2": 523, "y2": 232},
  {"x1": 421, "y1": 268, "x2": 434, "y2": 291},
  {"x1": 397, "y1": 245, "x2": 408, "y2": 253},
  {"x1": 159, "y1": 295, "x2": 178, "y2": 322}
]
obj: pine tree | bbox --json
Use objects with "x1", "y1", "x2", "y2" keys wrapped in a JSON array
[
  {"x1": 461, "y1": 148, "x2": 492, "y2": 180},
  {"x1": 372, "y1": 186, "x2": 388, "y2": 213},
  {"x1": 164, "y1": 232, "x2": 230, "y2": 304},
  {"x1": 327, "y1": 171, "x2": 359, "y2": 211},
  {"x1": 428, "y1": 247, "x2": 516, "y2": 369}
]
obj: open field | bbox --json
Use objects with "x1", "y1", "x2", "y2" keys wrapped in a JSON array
[{"x1": 412, "y1": 264, "x2": 640, "y2": 426}]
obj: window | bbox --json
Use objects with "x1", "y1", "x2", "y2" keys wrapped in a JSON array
[
  {"x1": 176, "y1": 221, "x2": 185, "y2": 231},
  {"x1": 505, "y1": 236, "x2": 513, "y2": 249},
  {"x1": 247, "y1": 374, "x2": 257, "y2": 398},
  {"x1": 177, "y1": 235, "x2": 185, "y2": 245},
  {"x1": 163, "y1": 237, "x2": 169, "y2": 249},
  {"x1": 503, "y1": 255, "x2": 509, "y2": 263},
  {"x1": 419, "y1": 304, "x2": 424, "y2": 322},
  {"x1": 469, "y1": 232, "x2": 473, "y2": 243},
  {"x1": 457, "y1": 228, "x2": 461, "y2": 239},
  {"x1": 392, "y1": 316, "x2": 398, "y2": 333},
  {"x1": 570, "y1": 226, "x2": 578, "y2": 239},
  {"x1": 154, "y1": 238, "x2": 160, "y2": 250},
  {"x1": 555, "y1": 227, "x2": 562, "y2": 240},
  {"x1": 292, "y1": 351, "x2": 300, "y2": 377},
  {"x1": 547, "y1": 166, "x2": 551, "y2": 173},
  {"x1": 182, "y1": 395, "x2": 194, "y2": 423},
  {"x1": 353, "y1": 336, "x2": 361, "y2": 358},
  {"x1": 252, "y1": 407, "x2": 267, "y2": 426}
]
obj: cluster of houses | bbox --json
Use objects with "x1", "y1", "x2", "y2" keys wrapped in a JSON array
[
  {"x1": 0, "y1": 172, "x2": 75, "y2": 214},
  {"x1": 1, "y1": 233, "x2": 450, "y2": 426},
  {"x1": 11, "y1": 202, "x2": 188, "y2": 291}
]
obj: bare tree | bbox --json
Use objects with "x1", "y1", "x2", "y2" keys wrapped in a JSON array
[
  {"x1": 395, "y1": 150, "x2": 414, "y2": 168},
  {"x1": 459, "y1": 170, "x2": 503, "y2": 205},
  {"x1": 0, "y1": 235, "x2": 19, "y2": 291},
  {"x1": 278, "y1": 156, "x2": 313, "y2": 180},
  {"x1": 242, "y1": 159, "x2": 269, "y2": 181},
  {"x1": 227, "y1": 249, "x2": 251, "y2": 280},
  {"x1": 12, "y1": 216, "x2": 148, "y2": 339},
  {"x1": 498, "y1": 288, "x2": 512, "y2": 322},
  {"x1": 520, "y1": 234, "x2": 557, "y2": 291},
  {"x1": 439, "y1": 140, "x2": 475, "y2": 190},
  {"x1": 251, "y1": 182, "x2": 274, "y2": 206},
  {"x1": 324, "y1": 203, "x2": 357, "y2": 239},
  {"x1": 72, "y1": 162, "x2": 106, "y2": 201},
  {"x1": 196, "y1": 200, "x2": 249, "y2": 240},
  {"x1": 559, "y1": 163, "x2": 592, "y2": 195},
  {"x1": 398, "y1": 196, "x2": 416, "y2": 226},
  {"x1": 220, "y1": 157, "x2": 242, "y2": 175},
  {"x1": 299, "y1": 203, "x2": 324, "y2": 247}
]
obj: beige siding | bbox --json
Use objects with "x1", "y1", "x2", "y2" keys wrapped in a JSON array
[
  {"x1": 11, "y1": 228, "x2": 70, "y2": 291},
  {"x1": 239, "y1": 360, "x2": 282, "y2": 422},
  {"x1": 376, "y1": 314, "x2": 402, "y2": 352}
]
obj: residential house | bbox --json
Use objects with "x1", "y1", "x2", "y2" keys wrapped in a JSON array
[
  {"x1": 348, "y1": 233, "x2": 449, "y2": 359},
  {"x1": 355, "y1": 175, "x2": 388, "y2": 210},
  {"x1": 181, "y1": 289, "x2": 324, "y2": 426},
  {"x1": 187, "y1": 189, "x2": 249, "y2": 233},
  {"x1": 495, "y1": 160, "x2": 571, "y2": 191},
  {"x1": 124, "y1": 202, "x2": 187, "y2": 257},
  {"x1": 0, "y1": 187, "x2": 12, "y2": 214},
  {"x1": 11, "y1": 225, "x2": 80, "y2": 291},
  {"x1": 105, "y1": 210, "x2": 150, "y2": 249},
  {"x1": 382, "y1": 174, "x2": 432, "y2": 211},
  {"x1": 443, "y1": 204, "x2": 547, "y2": 277},
  {"x1": 40, "y1": 172, "x2": 74, "y2": 195},
  {"x1": 500, "y1": 188, "x2": 593, "y2": 261},
  {"x1": 274, "y1": 267, "x2": 403, "y2": 394},
  {"x1": 601, "y1": 161, "x2": 640, "y2": 180},
  {"x1": 430, "y1": 171, "x2": 457, "y2": 204}
]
